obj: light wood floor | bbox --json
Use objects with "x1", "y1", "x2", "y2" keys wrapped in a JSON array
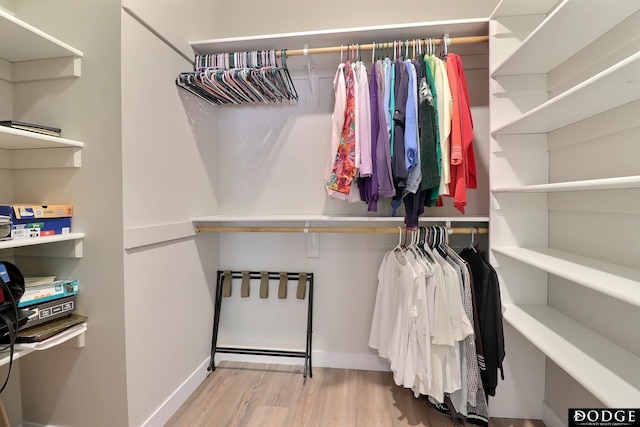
[{"x1": 165, "y1": 361, "x2": 546, "y2": 427}]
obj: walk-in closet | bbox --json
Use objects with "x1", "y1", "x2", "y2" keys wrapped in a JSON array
[{"x1": 0, "y1": 0, "x2": 637, "y2": 426}]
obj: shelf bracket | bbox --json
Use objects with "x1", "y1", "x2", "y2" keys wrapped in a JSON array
[{"x1": 305, "y1": 221, "x2": 320, "y2": 258}]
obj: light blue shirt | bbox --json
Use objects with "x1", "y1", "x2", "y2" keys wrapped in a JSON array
[{"x1": 404, "y1": 60, "x2": 420, "y2": 194}]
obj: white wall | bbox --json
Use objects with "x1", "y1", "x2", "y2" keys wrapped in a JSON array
[
  {"x1": 120, "y1": 7, "x2": 221, "y2": 427},
  {"x1": 121, "y1": 0, "x2": 220, "y2": 60},
  {"x1": 9, "y1": 0, "x2": 129, "y2": 426}
]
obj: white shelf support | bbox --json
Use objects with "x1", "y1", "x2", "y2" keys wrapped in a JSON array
[
  {"x1": 305, "y1": 220, "x2": 320, "y2": 258},
  {"x1": 8, "y1": 234, "x2": 85, "y2": 258},
  {"x1": 11, "y1": 56, "x2": 81, "y2": 82},
  {"x1": 10, "y1": 147, "x2": 82, "y2": 169}
]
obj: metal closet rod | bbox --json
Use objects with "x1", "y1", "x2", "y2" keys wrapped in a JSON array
[
  {"x1": 196, "y1": 226, "x2": 488, "y2": 234},
  {"x1": 275, "y1": 35, "x2": 490, "y2": 57}
]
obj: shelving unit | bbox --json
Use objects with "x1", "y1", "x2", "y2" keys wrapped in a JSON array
[
  {"x1": 0, "y1": 9, "x2": 88, "y2": 426},
  {"x1": 502, "y1": 304, "x2": 640, "y2": 408},
  {"x1": 489, "y1": 0, "x2": 640, "y2": 420}
]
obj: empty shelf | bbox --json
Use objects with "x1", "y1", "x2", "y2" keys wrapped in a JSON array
[
  {"x1": 493, "y1": 246, "x2": 640, "y2": 308},
  {"x1": 503, "y1": 303, "x2": 640, "y2": 407},
  {"x1": 492, "y1": 175, "x2": 640, "y2": 193},
  {"x1": 492, "y1": 0, "x2": 640, "y2": 76},
  {"x1": 0, "y1": 9, "x2": 82, "y2": 62},
  {"x1": 492, "y1": 50, "x2": 640, "y2": 135}
]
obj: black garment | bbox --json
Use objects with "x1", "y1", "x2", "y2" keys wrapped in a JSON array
[
  {"x1": 392, "y1": 59, "x2": 409, "y2": 198},
  {"x1": 459, "y1": 247, "x2": 506, "y2": 397}
]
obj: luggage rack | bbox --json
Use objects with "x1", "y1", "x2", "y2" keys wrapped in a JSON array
[{"x1": 208, "y1": 270, "x2": 314, "y2": 382}]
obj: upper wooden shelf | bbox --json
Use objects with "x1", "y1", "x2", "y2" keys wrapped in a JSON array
[
  {"x1": 492, "y1": 50, "x2": 640, "y2": 135},
  {"x1": 0, "y1": 9, "x2": 82, "y2": 62},
  {"x1": 503, "y1": 303, "x2": 640, "y2": 408},
  {"x1": 491, "y1": 0, "x2": 640, "y2": 76},
  {"x1": 190, "y1": 19, "x2": 489, "y2": 55}
]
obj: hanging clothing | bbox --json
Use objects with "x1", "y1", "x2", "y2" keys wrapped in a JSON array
[
  {"x1": 434, "y1": 57, "x2": 453, "y2": 196},
  {"x1": 325, "y1": 63, "x2": 347, "y2": 198},
  {"x1": 359, "y1": 61, "x2": 380, "y2": 210},
  {"x1": 369, "y1": 231, "x2": 478, "y2": 405},
  {"x1": 447, "y1": 53, "x2": 477, "y2": 214},
  {"x1": 422, "y1": 60, "x2": 442, "y2": 207},
  {"x1": 356, "y1": 62, "x2": 372, "y2": 178},
  {"x1": 376, "y1": 60, "x2": 396, "y2": 199},
  {"x1": 404, "y1": 59, "x2": 421, "y2": 196},
  {"x1": 392, "y1": 58, "x2": 409, "y2": 197},
  {"x1": 327, "y1": 62, "x2": 358, "y2": 196},
  {"x1": 458, "y1": 246, "x2": 505, "y2": 398}
]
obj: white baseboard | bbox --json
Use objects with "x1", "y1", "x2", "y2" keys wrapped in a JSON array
[
  {"x1": 21, "y1": 423, "x2": 61, "y2": 427},
  {"x1": 214, "y1": 350, "x2": 391, "y2": 372},
  {"x1": 542, "y1": 401, "x2": 567, "y2": 427},
  {"x1": 140, "y1": 357, "x2": 211, "y2": 427}
]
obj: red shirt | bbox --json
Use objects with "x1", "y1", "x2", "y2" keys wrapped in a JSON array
[{"x1": 446, "y1": 54, "x2": 477, "y2": 214}]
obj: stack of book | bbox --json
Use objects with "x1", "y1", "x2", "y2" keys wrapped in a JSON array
[
  {"x1": 0, "y1": 120, "x2": 61, "y2": 137},
  {"x1": 15, "y1": 276, "x2": 86, "y2": 342}
]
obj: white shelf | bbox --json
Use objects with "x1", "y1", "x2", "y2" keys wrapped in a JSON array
[
  {"x1": 492, "y1": 50, "x2": 640, "y2": 135},
  {"x1": 0, "y1": 125, "x2": 84, "y2": 150},
  {"x1": 490, "y1": 0, "x2": 560, "y2": 18},
  {"x1": 491, "y1": 0, "x2": 640, "y2": 76},
  {"x1": 0, "y1": 233, "x2": 84, "y2": 250},
  {"x1": 16, "y1": 322, "x2": 87, "y2": 351},
  {"x1": 190, "y1": 19, "x2": 489, "y2": 55},
  {"x1": 492, "y1": 175, "x2": 640, "y2": 193},
  {"x1": 503, "y1": 303, "x2": 640, "y2": 407},
  {"x1": 493, "y1": 246, "x2": 640, "y2": 308},
  {"x1": 191, "y1": 215, "x2": 490, "y2": 223},
  {"x1": 0, "y1": 323, "x2": 87, "y2": 367},
  {"x1": 0, "y1": 9, "x2": 82, "y2": 63}
]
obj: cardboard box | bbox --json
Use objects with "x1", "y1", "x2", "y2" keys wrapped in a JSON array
[
  {"x1": 0, "y1": 204, "x2": 72, "y2": 239},
  {"x1": 19, "y1": 279, "x2": 79, "y2": 308}
]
